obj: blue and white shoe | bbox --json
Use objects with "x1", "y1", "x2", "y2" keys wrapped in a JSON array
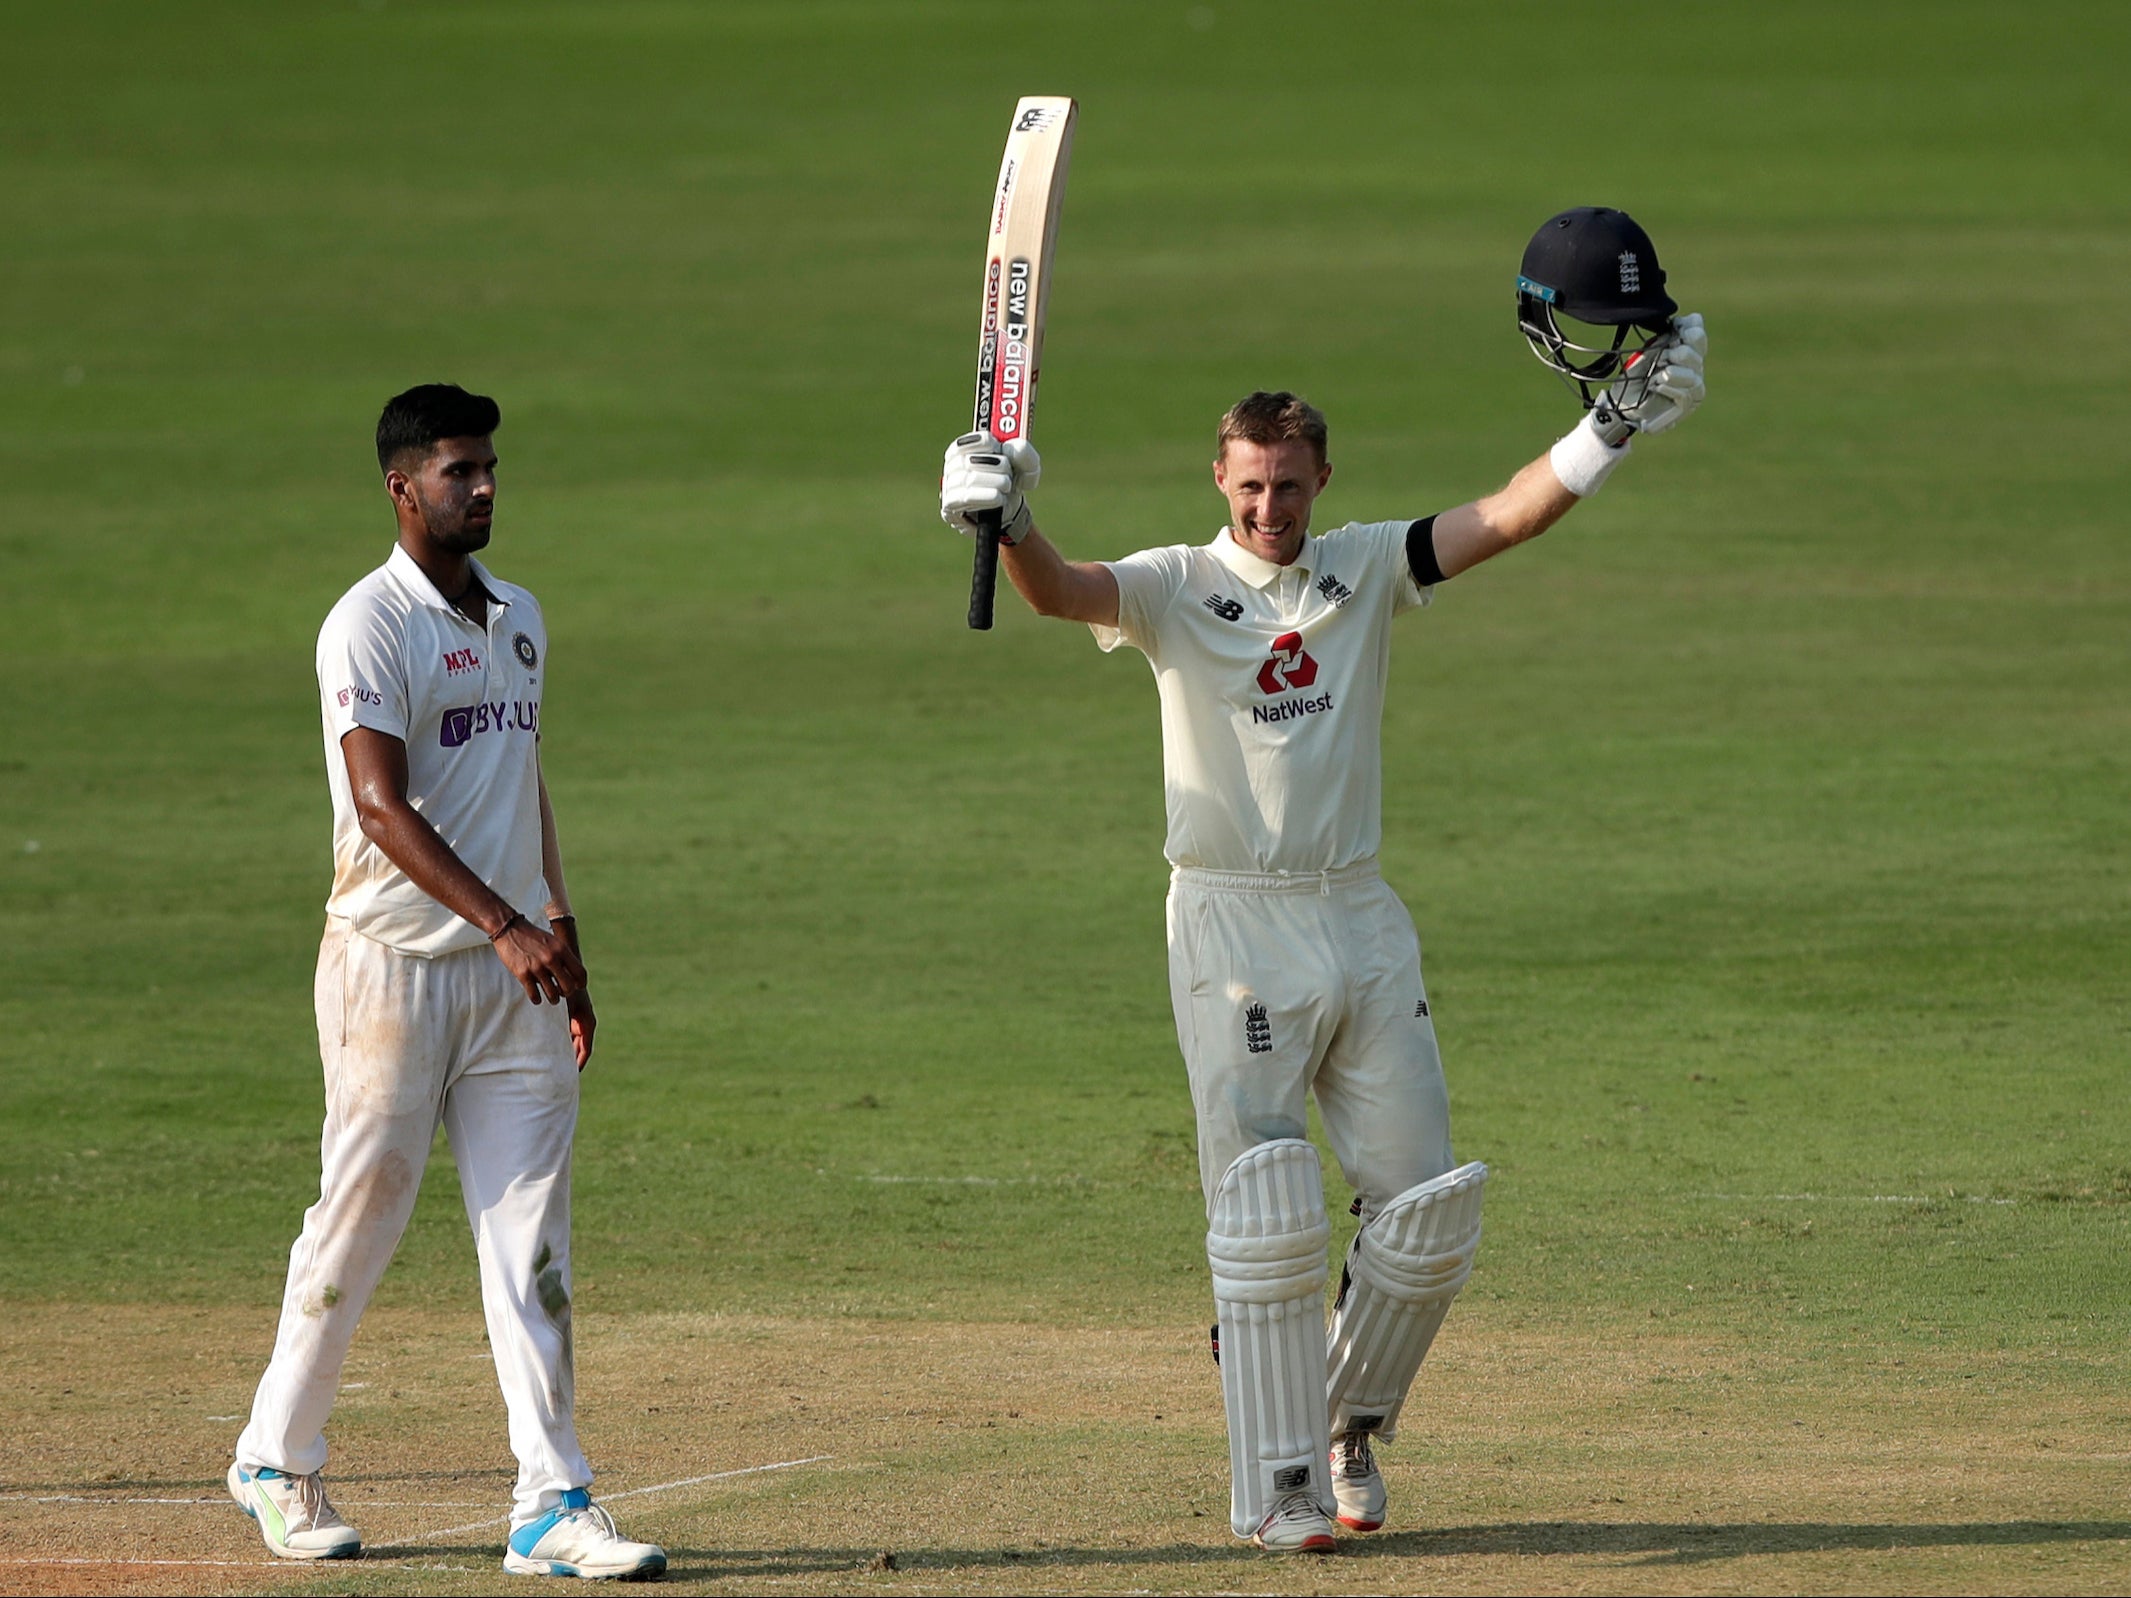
[
  {"x1": 227, "y1": 1461, "x2": 362, "y2": 1559},
  {"x1": 503, "y1": 1488, "x2": 667, "y2": 1580}
]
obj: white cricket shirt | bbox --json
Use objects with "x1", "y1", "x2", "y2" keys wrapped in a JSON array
[
  {"x1": 1094, "y1": 521, "x2": 1429, "y2": 873},
  {"x1": 316, "y1": 544, "x2": 551, "y2": 957}
]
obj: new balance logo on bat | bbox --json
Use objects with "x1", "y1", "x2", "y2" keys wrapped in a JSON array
[
  {"x1": 1015, "y1": 106, "x2": 1062, "y2": 132},
  {"x1": 992, "y1": 258, "x2": 1033, "y2": 440}
]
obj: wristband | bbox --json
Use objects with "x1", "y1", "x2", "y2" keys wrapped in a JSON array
[
  {"x1": 1549, "y1": 411, "x2": 1632, "y2": 498},
  {"x1": 998, "y1": 497, "x2": 1033, "y2": 547},
  {"x1": 488, "y1": 911, "x2": 525, "y2": 943}
]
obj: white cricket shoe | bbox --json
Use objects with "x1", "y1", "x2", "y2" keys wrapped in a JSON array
[
  {"x1": 1250, "y1": 1489, "x2": 1339, "y2": 1553},
  {"x1": 503, "y1": 1489, "x2": 668, "y2": 1580},
  {"x1": 227, "y1": 1461, "x2": 362, "y2": 1560},
  {"x1": 1330, "y1": 1430, "x2": 1387, "y2": 1532}
]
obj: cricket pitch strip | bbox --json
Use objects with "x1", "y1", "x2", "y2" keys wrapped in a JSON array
[{"x1": 1, "y1": 1303, "x2": 2126, "y2": 1595}]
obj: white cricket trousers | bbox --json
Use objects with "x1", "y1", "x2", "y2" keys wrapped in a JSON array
[
  {"x1": 237, "y1": 921, "x2": 592, "y2": 1526},
  {"x1": 1166, "y1": 859, "x2": 1455, "y2": 1218}
]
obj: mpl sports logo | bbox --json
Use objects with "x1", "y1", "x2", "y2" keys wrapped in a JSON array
[
  {"x1": 442, "y1": 647, "x2": 481, "y2": 676},
  {"x1": 1252, "y1": 632, "x2": 1334, "y2": 725},
  {"x1": 989, "y1": 256, "x2": 1035, "y2": 441},
  {"x1": 440, "y1": 699, "x2": 539, "y2": 748}
]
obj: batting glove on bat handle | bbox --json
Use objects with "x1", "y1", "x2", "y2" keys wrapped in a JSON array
[{"x1": 940, "y1": 432, "x2": 1039, "y2": 544}]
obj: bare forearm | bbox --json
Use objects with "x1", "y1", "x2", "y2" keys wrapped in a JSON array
[
  {"x1": 1000, "y1": 526, "x2": 1120, "y2": 626},
  {"x1": 1430, "y1": 452, "x2": 1584, "y2": 580},
  {"x1": 537, "y1": 773, "x2": 572, "y2": 921},
  {"x1": 357, "y1": 799, "x2": 519, "y2": 936}
]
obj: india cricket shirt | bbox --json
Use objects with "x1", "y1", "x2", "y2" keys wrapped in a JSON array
[
  {"x1": 316, "y1": 544, "x2": 550, "y2": 957},
  {"x1": 1094, "y1": 521, "x2": 1429, "y2": 873}
]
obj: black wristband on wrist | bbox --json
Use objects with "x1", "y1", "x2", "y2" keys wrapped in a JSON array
[{"x1": 488, "y1": 911, "x2": 525, "y2": 943}]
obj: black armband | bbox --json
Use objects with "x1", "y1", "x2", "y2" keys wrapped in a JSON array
[{"x1": 1406, "y1": 515, "x2": 1447, "y2": 588}]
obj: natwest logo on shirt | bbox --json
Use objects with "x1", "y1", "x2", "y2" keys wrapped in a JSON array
[
  {"x1": 1256, "y1": 632, "x2": 1318, "y2": 695},
  {"x1": 442, "y1": 647, "x2": 482, "y2": 676}
]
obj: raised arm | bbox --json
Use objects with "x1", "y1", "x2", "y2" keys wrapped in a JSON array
[
  {"x1": 940, "y1": 432, "x2": 1119, "y2": 627},
  {"x1": 1428, "y1": 449, "x2": 1585, "y2": 580},
  {"x1": 999, "y1": 527, "x2": 1118, "y2": 626},
  {"x1": 1427, "y1": 312, "x2": 1708, "y2": 582}
]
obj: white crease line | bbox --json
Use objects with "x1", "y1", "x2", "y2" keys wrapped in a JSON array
[
  {"x1": 3, "y1": 1496, "x2": 222, "y2": 1505},
  {"x1": 1, "y1": 1495, "x2": 497, "y2": 1508},
  {"x1": 0, "y1": 1568, "x2": 279, "y2": 1576},
  {"x1": 1689, "y1": 1192, "x2": 2018, "y2": 1206},
  {"x1": 0, "y1": 1557, "x2": 484, "y2": 1573},
  {"x1": 368, "y1": 1454, "x2": 833, "y2": 1550}
]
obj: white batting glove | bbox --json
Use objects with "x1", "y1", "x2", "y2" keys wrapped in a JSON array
[
  {"x1": 1614, "y1": 312, "x2": 1707, "y2": 437},
  {"x1": 940, "y1": 432, "x2": 1040, "y2": 545}
]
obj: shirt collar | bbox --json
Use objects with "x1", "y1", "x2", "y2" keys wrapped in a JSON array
[
  {"x1": 1211, "y1": 526, "x2": 1314, "y2": 589},
  {"x1": 386, "y1": 543, "x2": 508, "y2": 615}
]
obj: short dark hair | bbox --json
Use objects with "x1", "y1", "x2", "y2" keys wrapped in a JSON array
[
  {"x1": 1217, "y1": 390, "x2": 1328, "y2": 464},
  {"x1": 376, "y1": 383, "x2": 501, "y2": 472}
]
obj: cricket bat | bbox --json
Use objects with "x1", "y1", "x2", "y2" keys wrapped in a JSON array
[{"x1": 965, "y1": 95, "x2": 1077, "y2": 630}]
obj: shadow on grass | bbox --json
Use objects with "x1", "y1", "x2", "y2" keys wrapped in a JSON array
[
  {"x1": 379, "y1": 1520, "x2": 2131, "y2": 1579},
  {"x1": 1362, "y1": 1519, "x2": 2131, "y2": 1567}
]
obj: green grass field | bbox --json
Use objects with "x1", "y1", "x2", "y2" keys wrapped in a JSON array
[{"x1": 3, "y1": 3, "x2": 2128, "y2": 1592}]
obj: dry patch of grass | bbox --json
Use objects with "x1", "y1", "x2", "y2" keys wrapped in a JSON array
[{"x1": 1, "y1": 1303, "x2": 2127, "y2": 1595}]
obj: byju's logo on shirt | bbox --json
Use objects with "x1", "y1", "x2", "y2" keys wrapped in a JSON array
[
  {"x1": 336, "y1": 685, "x2": 383, "y2": 709},
  {"x1": 1255, "y1": 632, "x2": 1318, "y2": 695},
  {"x1": 442, "y1": 647, "x2": 482, "y2": 676},
  {"x1": 440, "y1": 700, "x2": 540, "y2": 748}
]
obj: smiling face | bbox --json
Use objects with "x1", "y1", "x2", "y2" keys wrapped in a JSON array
[
  {"x1": 387, "y1": 435, "x2": 497, "y2": 556},
  {"x1": 1213, "y1": 437, "x2": 1332, "y2": 567}
]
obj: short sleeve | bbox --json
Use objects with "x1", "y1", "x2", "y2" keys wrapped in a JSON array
[
  {"x1": 317, "y1": 597, "x2": 409, "y2": 742},
  {"x1": 1377, "y1": 519, "x2": 1431, "y2": 616},
  {"x1": 1090, "y1": 544, "x2": 1192, "y2": 657}
]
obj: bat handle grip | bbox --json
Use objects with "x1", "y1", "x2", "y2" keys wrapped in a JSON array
[{"x1": 967, "y1": 509, "x2": 1001, "y2": 631}]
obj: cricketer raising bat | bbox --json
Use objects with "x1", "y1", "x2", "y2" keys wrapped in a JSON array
[{"x1": 965, "y1": 95, "x2": 1077, "y2": 631}]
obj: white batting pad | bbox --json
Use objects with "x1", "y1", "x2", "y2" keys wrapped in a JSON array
[
  {"x1": 1207, "y1": 1138, "x2": 1335, "y2": 1536},
  {"x1": 1325, "y1": 1160, "x2": 1487, "y2": 1443}
]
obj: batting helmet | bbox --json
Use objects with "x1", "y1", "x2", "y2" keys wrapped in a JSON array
[{"x1": 1516, "y1": 207, "x2": 1678, "y2": 398}]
